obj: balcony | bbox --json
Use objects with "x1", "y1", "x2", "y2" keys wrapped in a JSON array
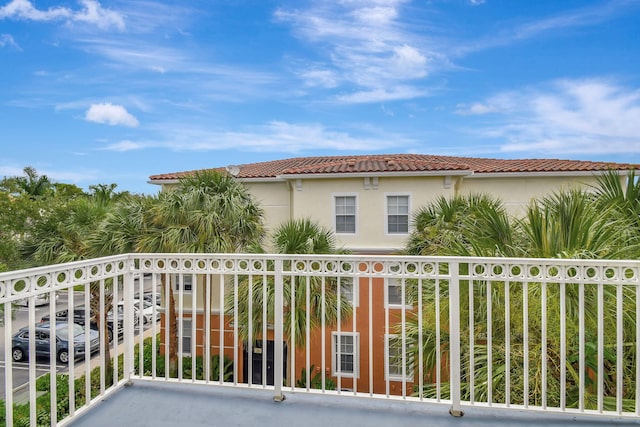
[{"x1": 1, "y1": 253, "x2": 640, "y2": 426}]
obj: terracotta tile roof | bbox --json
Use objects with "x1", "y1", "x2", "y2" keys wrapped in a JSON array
[{"x1": 148, "y1": 154, "x2": 640, "y2": 181}]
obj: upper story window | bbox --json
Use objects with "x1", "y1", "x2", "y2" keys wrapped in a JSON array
[
  {"x1": 173, "y1": 274, "x2": 193, "y2": 293},
  {"x1": 335, "y1": 195, "x2": 356, "y2": 234},
  {"x1": 386, "y1": 195, "x2": 409, "y2": 234}
]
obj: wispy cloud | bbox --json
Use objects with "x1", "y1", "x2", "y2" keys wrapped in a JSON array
[
  {"x1": 101, "y1": 120, "x2": 415, "y2": 153},
  {"x1": 455, "y1": 1, "x2": 636, "y2": 56},
  {"x1": 459, "y1": 79, "x2": 640, "y2": 155},
  {"x1": 85, "y1": 103, "x2": 139, "y2": 127},
  {"x1": 275, "y1": 0, "x2": 435, "y2": 104},
  {"x1": 0, "y1": 0, "x2": 125, "y2": 30},
  {"x1": 0, "y1": 33, "x2": 19, "y2": 49}
]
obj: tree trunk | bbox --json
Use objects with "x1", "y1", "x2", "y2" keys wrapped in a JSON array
[
  {"x1": 90, "y1": 287, "x2": 113, "y2": 385},
  {"x1": 162, "y1": 275, "x2": 179, "y2": 377}
]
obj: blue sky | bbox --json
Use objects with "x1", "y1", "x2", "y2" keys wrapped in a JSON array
[{"x1": 1, "y1": 0, "x2": 639, "y2": 194}]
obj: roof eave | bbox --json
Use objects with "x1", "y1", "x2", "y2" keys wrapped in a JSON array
[
  {"x1": 466, "y1": 170, "x2": 636, "y2": 179},
  {"x1": 277, "y1": 170, "x2": 472, "y2": 180}
]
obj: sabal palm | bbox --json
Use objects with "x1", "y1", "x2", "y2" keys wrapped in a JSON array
[
  {"x1": 404, "y1": 189, "x2": 634, "y2": 408},
  {"x1": 141, "y1": 170, "x2": 264, "y2": 253},
  {"x1": 590, "y1": 169, "x2": 640, "y2": 257},
  {"x1": 229, "y1": 219, "x2": 352, "y2": 349},
  {"x1": 406, "y1": 193, "x2": 515, "y2": 256},
  {"x1": 138, "y1": 170, "x2": 263, "y2": 376}
]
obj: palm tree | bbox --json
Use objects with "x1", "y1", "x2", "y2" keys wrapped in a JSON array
[
  {"x1": 406, "y1": 193, "x2": 514, "y2": 256},
  {"x1": 228, "y1": 218, "x2": 352, "y2": 386},
  {"x1": 590, "y1": 169, "x2": 640, "y2": 257},
  {"x1": 134, "y1": 170, "x2": 264, "y2": 377},
  {"x1": 15, "y1": 166, "x2": 53, "y2": 199},
  {"x1": 403, "y1": 188, "x2": 635, "y2": 409}
]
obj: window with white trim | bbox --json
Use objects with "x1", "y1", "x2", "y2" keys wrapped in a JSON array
[
  {"x1": 338, "y1": 277, "x2": 358, "y2": 307},
  {"x1": 386, "y1": 195, "x2": 409, "y2": 234},
  {"x1": 174, "y1": 274, "x2": 193, "y2": 293},
  {"x1": 181, "y1": 318, "x2": 192, "y2": 355},
  {"x1": 386, "y1": 334, "x2": 414, "y2": 381},
  {"x1": 332, "y1": 332, "x2": 359, "y2": 377},
  {"x1": 386, "y1": 277, "x2": 410, "y2": 308},
  {"x1": 335, "y1": 195, "x2": 356, "y2": 234}
]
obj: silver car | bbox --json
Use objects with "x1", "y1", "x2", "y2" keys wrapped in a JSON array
[{"x1": 12, "y1": 322, "x2": 100, "y2": 364}]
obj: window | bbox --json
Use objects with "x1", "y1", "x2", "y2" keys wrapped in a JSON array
[
  {"x1": 387, "y1": 195, "x2": 409, "y2": 234},
  {"x1": 338, "y1": 277, "x2": 358, "y2": 306},
  {"x1": 386, "y1": 278, "x2": 410, "y2": 308},
  {"x1": 335, "y1": 195, "x2": 356, "y2": 234},
  {"x1": 174, "y1": 274, "x2": 193, "y2": 293},
  {"x1": 181, "y1": 319, "x2": 192, "y2": 355},
  {"x1": 386, "y1": 335, "x2": 413, "y2": 381},
  {"x1": 332, "y1": 332, "x2": 358, "y2": 377}
]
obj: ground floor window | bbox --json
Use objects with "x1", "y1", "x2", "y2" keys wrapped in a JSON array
[{"x1": 332, "y1": 332, "x2": 358, "y2": 377}]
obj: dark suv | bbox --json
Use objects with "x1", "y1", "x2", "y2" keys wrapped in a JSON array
[{"x1": 40, "y1": 307, "x2": 120, "y2": 342}]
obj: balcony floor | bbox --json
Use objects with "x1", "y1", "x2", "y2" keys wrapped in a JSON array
[{"x1": 68, "y1": 381, "x2": 640, "y2": 427}]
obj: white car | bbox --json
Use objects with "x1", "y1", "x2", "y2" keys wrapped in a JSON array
[{"x1": 131, "y1": 299, "x2": 161, "y2": 324}]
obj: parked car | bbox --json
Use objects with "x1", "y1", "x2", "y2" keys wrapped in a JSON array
[
  {"x1": 131, "y1": 299, "x2": 161, "y2": 324},
  {"x1": 143, "y1": 291, "x2": 161, "y2": 307},
  {"x1": 12, "y1": 322, "x2": 100, "y2": 364},
  {"x1": 107, "y1": 304, "x2": 140, "y2": 327},
  {"x1": 14, "y1": 293, "x2": 52, "y2": 307},
  {"x1": 41, "y1": 307, "x2": 118, "y2": 342}
]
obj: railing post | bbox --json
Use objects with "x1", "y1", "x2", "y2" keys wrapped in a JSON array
[
  {"x1": 123, "y1": 260, "x2": 135, "y2": 383},
  {"x1": 449, "y1": 261, "x2": 464, "y2": 417},
  {"x1": 273, "y1": 258, "x2": 285, "y2": 402}
]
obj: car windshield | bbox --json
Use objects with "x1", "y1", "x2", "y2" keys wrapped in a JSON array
[{"x1": 56, "y1": 323, "x2": 85, "y2": 340}]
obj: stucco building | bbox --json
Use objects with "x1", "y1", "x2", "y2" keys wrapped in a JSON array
[{"x1": 148, "y1": 154, "x2": 638, "y2": 393}]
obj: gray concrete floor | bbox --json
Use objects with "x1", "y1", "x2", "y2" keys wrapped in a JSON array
[{"x1": 67, "y1": 381, "x2": 640, "y2": 427}]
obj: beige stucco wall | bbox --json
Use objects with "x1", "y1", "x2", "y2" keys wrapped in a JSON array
[
  {"x1": 285, "y1": 176, "x2": 456, "y2": 253},
  {"x1": 156, "y1": 172, "x2": 607, "y2": 253},
  {"x1": 457, "y1": 175, "x2": 600, "y2": 218},
  {"x1": 243, "y1": 181, "x2": 290, "y2": 234}
]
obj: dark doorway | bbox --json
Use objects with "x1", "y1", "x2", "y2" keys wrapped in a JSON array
[{"x1": 242, "y1": 340, "x2": 287, "y2": 386}]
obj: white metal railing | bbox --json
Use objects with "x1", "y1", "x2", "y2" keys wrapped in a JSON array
[{"x1": 1, "y1": 254, "x2": 640, "y2": 425}]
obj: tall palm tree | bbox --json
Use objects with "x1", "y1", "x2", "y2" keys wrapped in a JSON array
[
  {"x1": 228, "y1": 218, "x2": 352, "y2": 386},
  {"x1": 135, "y1": 170, "x2": 264, "y2": 376}
]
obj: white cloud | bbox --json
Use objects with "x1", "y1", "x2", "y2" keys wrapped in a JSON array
[
  {"x1": 275, "y1": 1, "x2": 433, "y2": 104},
  {"x1": 0, "y1": 0, "x2": 70, "y2": 21},
  {"x1": 456, "y1": 2, "x2": 629, "y2": 56},
  {"x1": 85, "y1": 103, "x2": 139, "y2": 127},
  {"x1": 103, "y1": 140, "x2": 144, "y2": 152},
  {"x1": 464, "y1": 79, "x2": 640, "y2": 155},
  {"x1": 101, "y1": 121, "x2": 415, "y2": 154},
  {"x1": 73, "y1": 0, "x2": 125, "y2": 31},
  {"x1": 299, "y1": 69, "x2": 339, "y2": 88},
  {"x1": 469, "y1": 0, "x2": 486, "y2": 5},
  {"x1": 0, "y1": 33, "x2": 19, "y2": 49},
  {"x1": 336, "y1": 86, "x2": 426, "y2": 103},
  {"x1": 0, "y1": 0, "x2": 124, "y2": 30}
]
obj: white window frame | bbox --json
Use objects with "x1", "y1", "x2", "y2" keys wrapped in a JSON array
[
  {"x1": 385, "y1": 334, "x2": 414, "y2": 382},
  {"x1": 333, "y1": 194, "x2": 358, "y2": 235},
  {"x1": 338, "y1": 276, "x2": 358, "y2": 307},
  {"x1": 181, "y1": 318, "x2": 193, "y2": 356},
  {"x1": 331, "y1": 332, "x2": 359, "y2": 378},
  {"x1": 385, "y1": 277, "x2": 412, "y2": 309},
  {"x1": 173, "y1": 273, "x2": 193, "y2": 294},
  {"x1": 385, "y1": 193, "x2": 410, "y2": 235}
]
